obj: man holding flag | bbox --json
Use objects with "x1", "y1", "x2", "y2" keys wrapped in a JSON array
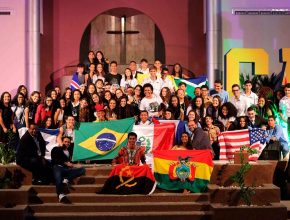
[
  {"x1": 112, "y1": 132, "x2": 146, "y2": 166},
  {"x1": 70, "y1": 63, "x2": 86, "y2": 91},
  {"x1": 100, "y1": 132, "x2": 156, "y2": 195}
]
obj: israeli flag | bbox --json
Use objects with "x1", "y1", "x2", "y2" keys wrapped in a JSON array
[
  {"x1": 38, "y1": 128, "x2": 60, "y2": 160},
  {"x1": 18, "y1": 127, "x2": 59, "y2": 160}
]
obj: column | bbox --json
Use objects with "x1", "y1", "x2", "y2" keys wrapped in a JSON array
[
  {"x1": 26, "y1": 0, "x2": 40, "y2": 92},
  {"x1": 206, "y1": 0, "x2": 221, "y2": 88}
]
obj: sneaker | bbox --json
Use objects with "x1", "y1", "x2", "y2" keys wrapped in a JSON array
[
  {"x1": 58, "y1": 194, "x2": 70, "y2": 203},
  {"x1": 62, "y1": 178, "x2": 74, "y2": 192},
  {"x1": 62, "y1": 178, "x2": 69, "y2": 185}
]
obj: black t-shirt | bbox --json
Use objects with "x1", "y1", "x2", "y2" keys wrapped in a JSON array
[
  {"x1": 105, "y1": 73, "x2": 122, "y2": 86},
  {"x1": 0, "y1": 104, "x2": 13, "y2": 127}
]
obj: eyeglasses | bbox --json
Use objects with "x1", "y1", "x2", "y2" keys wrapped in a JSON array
[{"x1": 232, "y1": 89, "x2": 239, "y2": 92}]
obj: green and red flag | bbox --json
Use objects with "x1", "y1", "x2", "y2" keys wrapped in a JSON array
[
  {"x1": 72, "y1": 117, "x2": 135, "y2": 161},
  {"x1": 100, "y1": 164, "x2": 156, "y2": 195},
  {"x1": 153, "y1": 150, "x2": 213, "y2": 192}
]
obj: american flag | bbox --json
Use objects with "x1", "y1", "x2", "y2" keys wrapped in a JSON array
[{"x1": 218, "y1": 128, "x2": 266, "y2": 161}]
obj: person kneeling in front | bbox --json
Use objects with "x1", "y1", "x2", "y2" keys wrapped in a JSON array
[
  {"x1": 112, "y1": 132, "x2": 146, "y2": 166},
  {"x1": 51, "y1": 136, "x2": 86, "y2": 203}
]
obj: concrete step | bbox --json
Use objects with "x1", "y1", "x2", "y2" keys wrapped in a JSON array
[
  {"x1": 30, "y1": 192, "x2": 210, "y2": 204},
  {"x1": 0, "y1": 205, "x2": 29, "y2": 220},
  {"x1": 281, "y1": 200, "x2": 290, "y2": 219},
  {"x1": 30, "y1": 201, "x2": 210, "y2": 212},
  {"x1": 82, "y1": 165, "x2": 112, "y2": 176},
  {"x1": 76, "y1": 175, "x2": 108, "y2": 184},
  {"x1": 32, "y1": 210, "x2": 213, "y2": 220},
  {"x1": 31, "y1": 184, "x2": 168, "y2": 194},
  {"x1": 31, "y1": 184, "x2": 103, "y2": 194}
]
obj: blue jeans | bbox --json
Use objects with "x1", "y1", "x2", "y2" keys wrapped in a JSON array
[{"x1": 53, "y1": 165, "x2": 85, "y2": 195}]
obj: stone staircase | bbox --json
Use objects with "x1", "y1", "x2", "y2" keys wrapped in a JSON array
[
  {"x1": 2, "y1": 161, "x2": 288, "y2": 219},
  {"x1": 27, "y1": 165, "x2": 213, "y2": 220}
]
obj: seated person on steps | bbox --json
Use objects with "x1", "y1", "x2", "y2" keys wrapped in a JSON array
[
  {"x1": 264, "y1": 115, "x2": 289, "y2": 160},
  {"x1": 16, "y1": 123, "x2": 52, "y2": 185},
  {"x1": 51, "y1": 136, "x2": 86, "y2": 203}
]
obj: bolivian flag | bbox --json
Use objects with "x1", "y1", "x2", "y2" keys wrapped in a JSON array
[
  {"x1": 72, "y1": 117, "x2": 135, "y2": 161},
  {"x1": 153, "y1": 150, "x2": 213, "y2": 192}
]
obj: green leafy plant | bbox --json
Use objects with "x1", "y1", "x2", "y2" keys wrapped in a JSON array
[
  {"x1": 239, "y1": 72, "x2": 281, "y2": 97},
  {"x1": 230, "y1": 146, "x2": 259, "y2": 206},
  {"x1": 0, "y1": 143, "x2": 16, "y2": 165},
  {"x1": 0, "y1": 130, "x2": 17, "y2": 165}
]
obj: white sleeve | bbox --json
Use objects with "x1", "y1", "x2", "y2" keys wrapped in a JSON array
[
  {"x1": 131, "y1": 78, "x2": 138, "y2": 88},
  {"x1": 139, "y1": 99, "x2": 146, "y2": 111},
  {"x1": 120, "y1": 78, "x2": 126, "y2": 88}
]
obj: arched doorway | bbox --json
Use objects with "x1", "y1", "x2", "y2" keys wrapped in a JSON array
[{"x1": 79, "y1": 7, "x2": 165, "y2": 66}]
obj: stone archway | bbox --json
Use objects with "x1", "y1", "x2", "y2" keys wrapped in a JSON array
[{"x1": 79, "y1": 7, "x2": 165, "y2": 65}]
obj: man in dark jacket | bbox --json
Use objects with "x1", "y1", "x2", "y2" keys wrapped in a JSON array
[
  {"x1": 188, "y1": 120, "x2": 212, "y2": 150},
  {"x1": 16, "y1": 123, "x2": 52, "y2": 184},
  {"x1": 247, "y1": 107, "x2": 267, "y2": 129},
  {"x1": 51, "y1": 136, "x2": 85, "y2": 203}
]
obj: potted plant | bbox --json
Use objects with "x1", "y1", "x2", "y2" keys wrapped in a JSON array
[
  {"x1": 0, "y1": 130, "x2": 17, "y2": 165},
  {"x1": 209, "y1": 146, "x2": 287, "y2": 220},
  {"x1": 0, "y1": 142, "x2": 16, "y2": 165},
  {"x1": 230, "y1": 146, "x2": 258, "y2": 205}
]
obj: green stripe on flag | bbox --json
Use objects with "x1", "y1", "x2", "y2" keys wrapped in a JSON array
[
  {"x1": 174, "y1": 78, "x2": 208, "y2": 99},
  {"x1": 154, "y1": 173, "x2": 209, "y2": 192},
  {"x1": 72, "y1": 117, "x2": 135, "y2": 161}
]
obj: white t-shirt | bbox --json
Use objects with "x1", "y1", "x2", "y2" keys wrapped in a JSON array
[
  {"x1": 137, "y1": 68, "x2": 149, "y2": 74},
  {"x1": 279, "y1": 96, "x2": 290, "y2": 117},
  {"x1": 120, "y1": 78, "x2": 138, "y2": 89},
  {"x1": 230, "y1": 95, "x2": 248, "y2": 117},
  {"x1": 139, "y1": 95, "x2": 163, "y2": 117},
  {"x1": 241, "y1": 91, "x2": 258, "y2": 106},
  {"x1": 142, "y1": 77, "x2": 163, "y2": 96},
  {"x1": 161, "y1": 77, "x2": 174, "y2": 92}
]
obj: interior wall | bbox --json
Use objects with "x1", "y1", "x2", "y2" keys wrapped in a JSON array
[
  {"x1": 90, "y1": 14, "x2": 155, "y2": 65},
  {"x1": 221, "y1": 0, "x2": 290, "y2": 75},
  {"x1": 0, "y1": 0, "x2": 206, "y2": 94},
  {"x1": 0, "y1": 0, "x2": 26, "y2": 95},
  {"x1": 41, "y1": 0, "x2": 54, "y2": 93},
  {"x1": 48, "y1": 0, "x2": 205, "y2": 87},
  {"x1": 188, "y1": 0, "x2": 206, "y2": 76}
]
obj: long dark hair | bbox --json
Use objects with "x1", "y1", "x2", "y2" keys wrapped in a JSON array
[
  {"x1": 178, "y1": 132, "x2": 193, "y2": 150},
  {"x1": 0, "y1": 92, "x2": 11, "y2": 107},
  {"x1": 13, "y1": 93, "x2": 26, "y2": 106},
  {"x1": 168, "y1": 95, "x2": 181, "y2": 120},
  {"x1": 172, "y1": 63, "x2": 183, "y2": 78},
  {"x1": 219, "y1": 102, "x2": 238, "y2": 119}
]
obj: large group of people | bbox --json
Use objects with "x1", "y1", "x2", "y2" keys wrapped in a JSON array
[{"x1": 0, "y1": 50, "x2": 290, "y2": 200}]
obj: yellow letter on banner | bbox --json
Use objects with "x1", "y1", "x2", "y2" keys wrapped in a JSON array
[
  {"x1": 225, "y1": 48, "x2": 269, "y2": 95},
  {"x1": 280, "y1": 48, "x2": 290, "y2": 84}
]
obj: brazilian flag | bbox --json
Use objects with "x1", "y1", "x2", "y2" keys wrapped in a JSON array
[{"x1": 72, "y1": 117, "x2": 135, "y2": 161}]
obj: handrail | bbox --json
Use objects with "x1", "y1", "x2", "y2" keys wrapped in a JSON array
[{"x1": 58, "y1": 64, "x2": 196, "y2": 78}]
